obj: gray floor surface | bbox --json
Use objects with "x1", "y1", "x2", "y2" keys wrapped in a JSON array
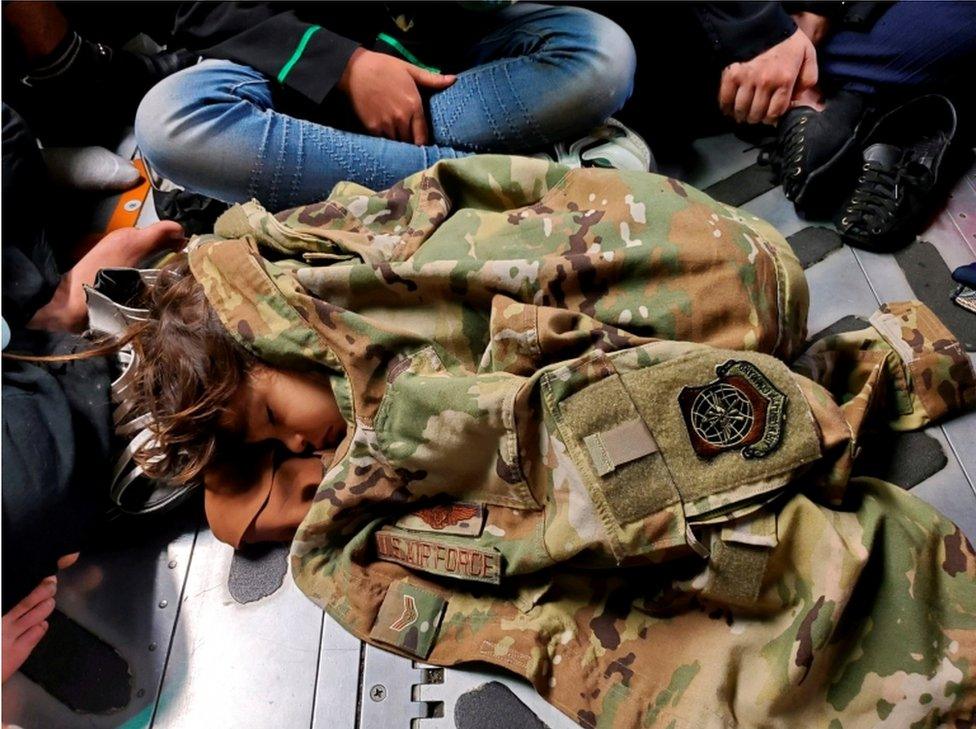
[{"x1": 4, "y1": 133, "x2": 975, "y2": 729}]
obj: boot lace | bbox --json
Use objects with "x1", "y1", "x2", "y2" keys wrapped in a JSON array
[
  {"x1": 758, "y1": 112, "x2": 809, "y2": 195},
  {"x1": 840, "y1": 161, "x2": 929, "y2": 235}
]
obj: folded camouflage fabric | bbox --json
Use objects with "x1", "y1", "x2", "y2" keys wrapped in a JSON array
[{"x1": 189, "y1": 156, "x2": 976, "y2": 728}]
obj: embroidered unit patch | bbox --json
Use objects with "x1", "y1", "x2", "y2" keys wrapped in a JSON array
[
  {"x1": 678, "y1": 359, "x2": 787, "y2": 460},
  {"x1": 375, "y1": 528, "x2": 502, "y2": 584},
  {"x1": 370, "y1": 581, "x2": 446, "y2": 659},
  {"x1": 395, "y1": 502, "x2": 486, "y2": 536}
]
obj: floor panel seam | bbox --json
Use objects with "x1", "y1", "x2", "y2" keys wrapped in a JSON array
[
  {"x1": 850, "y1": 249, "x2": 883, "y2": 306},
  {"x1": 941, "y1": 209, "x2": 976, "y2": 259},
  {"x1": 308, "y1": 612, "x2": 326, "y2": 729},
  {"x1": 354, "y1": 641, "x2": 366, "y2": 729},
  {"x1": 149, "y1": 523, "x2": 201, "y2": 729},
  {"x1": 941, "y1": 424, "x2": 976, "y2": 501}
]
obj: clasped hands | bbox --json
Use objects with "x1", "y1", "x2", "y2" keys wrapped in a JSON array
[
  {"x1": 719, "y1": 12, "x2": 828, "y2": 126},
  {"x1": 336, "y1": 14, "x2": 831, "y2": 143}
]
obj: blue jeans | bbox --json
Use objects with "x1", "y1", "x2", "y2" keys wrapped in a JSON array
[{"x1": 135, "y1": 3, "x2": 635, "y2": 209}]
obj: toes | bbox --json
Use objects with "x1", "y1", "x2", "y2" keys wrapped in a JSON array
[
  {"x1": 144, "y1": 220, "x2": 185, "y2": 243},
  {"x1": 155, "y1": 220, "x2": 184, "y2": 237},
  {"x1": 128, "y1": 220, "x2": 186, "y2": 254}
]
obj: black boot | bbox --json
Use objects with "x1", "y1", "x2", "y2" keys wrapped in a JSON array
[{"x1": 763, "y1": 90, "x2": 868, "y2": 216}]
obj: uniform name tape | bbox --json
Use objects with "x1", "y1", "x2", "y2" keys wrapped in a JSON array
[{"x1": 375, "y1": 529, "x2": 502, "y2": 584}]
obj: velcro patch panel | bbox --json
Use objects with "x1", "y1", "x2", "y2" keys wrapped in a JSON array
[{"x1": 375, "y1": 528, "x2": 502, "y2": 584}]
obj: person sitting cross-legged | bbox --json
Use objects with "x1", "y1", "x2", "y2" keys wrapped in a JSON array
[{"x1": 135, "y1": 2, "x2": 648, "y2": 211}]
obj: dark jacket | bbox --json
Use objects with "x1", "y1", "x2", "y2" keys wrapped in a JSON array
[
  {"x1": 170, "y1": 2, "x2": 500, "y2": 106},
  {"x1": 1, "y1": 105, "x2": 115, "y2": 610},
  {"x1": 695, "y1": 1, "x2": 891, "y2": 65}
]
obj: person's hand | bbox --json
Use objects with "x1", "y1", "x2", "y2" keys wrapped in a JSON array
[
  {"x1": 719, "y1": 28, "x2": 819, "y2": 125},
  {"x1": 791, "y1": 12, "x2": 830, "y2": 46},
  {"x1": 27, "y1": 221, "x2": 184, "y2": 333},
  {"x1": 338, "y1": 48, "x2": 457, "y2": 145},
  {"x1": 2, "y1": 576, "x2": 57, "y2": 683}
]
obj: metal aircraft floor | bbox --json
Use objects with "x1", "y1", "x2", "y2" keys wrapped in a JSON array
[{"x1": 4, "y1": 133, "x2": 975, "y2": 729}]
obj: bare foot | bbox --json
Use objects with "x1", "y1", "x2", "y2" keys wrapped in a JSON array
[
  {"x1": 1, "y1": 576, "x2": 57, "y2": 683},
  {"x1": 28, "y1": 220, "x2": 185, "y2": 333}
]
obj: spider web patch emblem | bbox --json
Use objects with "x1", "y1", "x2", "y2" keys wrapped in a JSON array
[{"x1": 678, "y1": 360, "x2": 787, "y2": 460}]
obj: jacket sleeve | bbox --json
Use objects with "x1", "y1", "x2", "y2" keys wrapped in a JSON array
[
  {"x1": 172, "y1": 3, "x2": 360, "y2": 104},
  {"x1": 692, "y1": 2, "x2": 798, "y2": 66},
  {"x1": 791, "y1": 300, "x2": 976, "y2": 500},
  {"x1": 782, "y1": 1, "x2": 891, "y2": 30}
]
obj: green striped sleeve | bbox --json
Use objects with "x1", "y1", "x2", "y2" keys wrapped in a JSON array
[{"x1": 277, "y1": 25, "x2": 322, "y2": 85}]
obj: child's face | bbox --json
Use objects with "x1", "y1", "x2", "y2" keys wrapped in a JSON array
[{"x1": 226, "y1": 365, "x2": 346, "y2": 455}]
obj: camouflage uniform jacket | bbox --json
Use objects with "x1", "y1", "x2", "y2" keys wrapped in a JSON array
[{"x1": 189, "y1": 156, "x2": 976, "y2": 728}]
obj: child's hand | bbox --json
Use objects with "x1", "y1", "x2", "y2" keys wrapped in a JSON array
[
  {"x1": 2, "y1": 575, "x2": 57, "y2": 683},
  {"x1": 337, "y1": 48, "x2": 457, "y2": 146}
]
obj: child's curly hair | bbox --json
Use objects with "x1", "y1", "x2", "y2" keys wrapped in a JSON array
[
  {"x1": 126, "y1": 262, "x2": 255, "y2": 485},
  {"x1": 6, "y1": 261, "x2": 255, "y2": 486}
]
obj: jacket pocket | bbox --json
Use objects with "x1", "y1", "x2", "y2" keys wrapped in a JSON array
[{"x1": 543, "y1": 345, "x2": 821, "y2": 563}]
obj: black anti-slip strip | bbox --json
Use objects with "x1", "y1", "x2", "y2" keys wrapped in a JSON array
[
  {"x1": 20, "y1": 609, "x2": 132, "y2": 713},
  {"x1": 894, "y1": 240, "x2": 976, "y2": 351},
  {"x1": 455, "y1": 681, "x2": 550, "y2": 729},
  {"x1": 787, "y1": 226, "x2": 844, "y2": 269},
  {"x1": 703, "y1": 162, "x2": 778, "y2": 206},
  {"x1": 852, "y1": 431, "x2": 948, "y2": 490},
  {"x1": 807, "y1": 315, "x2": 871, "y2": 345},
  {"x1": 228, "y1": 542, "x2": 289, "y2": 604}
]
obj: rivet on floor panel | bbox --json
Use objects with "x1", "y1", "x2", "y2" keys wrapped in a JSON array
[
  {"x1": 159, "y1": 600, "x2": 168, "y2": 609},
  {"x1": 148, "y1": 643, "x2": 157, "y2": 652},
  {"x1": 168, "y1": 560, "x2": 177, "y2": 569}
]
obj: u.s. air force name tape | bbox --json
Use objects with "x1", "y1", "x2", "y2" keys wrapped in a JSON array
[{"x1": 375, "y1": 528, "x2": 502, "y2": 584}]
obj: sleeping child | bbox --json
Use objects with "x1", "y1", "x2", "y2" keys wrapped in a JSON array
[{"x1": 88, "y1": 156, "x2": 976, "y2": 728}]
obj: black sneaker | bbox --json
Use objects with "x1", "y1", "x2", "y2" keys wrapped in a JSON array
[
  {"x1": 837, "y1": 94, "x2": 960, "y2": 252},
  {"x1": 761, "y1": 90, "x2": 867, "y2": 216}
]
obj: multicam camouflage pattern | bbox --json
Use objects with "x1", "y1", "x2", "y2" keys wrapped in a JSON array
[{"x1": 188, "y1": 156, "x2": 976, "y2": 728}]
